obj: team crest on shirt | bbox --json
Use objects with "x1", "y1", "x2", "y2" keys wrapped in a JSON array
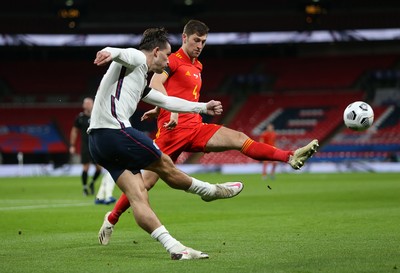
[{"x1": 185, "y1": 71, "x2": 200, "y2": 80}]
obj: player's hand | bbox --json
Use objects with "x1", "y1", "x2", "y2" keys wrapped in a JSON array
[
  {"x1": 69, "y1": 146, "x2": 76, "y2": 154},
  {"x1": 205, "y1": 100, "x2": 223, "y2": 116},
  {"x1": 164, "y1": 112, "x2": 178, "y2": 130},
  {"x1": 141, "y1": 107, "x2": 160, "y2": 121},
  {"x1": 94, "y1": 50, "x2": 112, "y2": 66}
]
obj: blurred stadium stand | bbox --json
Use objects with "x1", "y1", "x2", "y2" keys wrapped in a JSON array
[
  {"x1": 1, "y1": 0, "x2": 400, "y2": 165},
  {"x1": 1, "y1": 0, "x2": 400, "y2": 33}
]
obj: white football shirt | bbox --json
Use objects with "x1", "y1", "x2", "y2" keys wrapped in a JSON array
[
  {"x1": 88, "y1": 47, "x2": 208, "y2": 133},
  {"x1": 89, "y1": 47, "x2": 148, "y2": 131}
]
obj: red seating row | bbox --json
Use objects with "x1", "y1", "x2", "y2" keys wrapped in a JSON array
[
  {"x1": 264, "y1": 55, "x2": 398, "y2": 90},
  {"x1": 229, "y1": 90, "x2": 364, "y2": 138},
  {"x1": 0, "y1": 60, "x2": 104, "y2": 103},
  {"x1": 0, "y1": 105, "x2": 80, "y2": 152},
  {"x1": 1, "y1": 55, "x2": 397, "y2": 102},
  {"x1": 332, "y1": 105, "x2": 400, "y2": 145},
  {"x1": 199, "y1": 90, "x2": 366, "y2": 164},
  {"x1": 201, "y1": 58, "x2": 259, "y2": 93}
]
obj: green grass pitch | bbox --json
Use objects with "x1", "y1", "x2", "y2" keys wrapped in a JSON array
[{"x1": 1, "y1": 172, "x2": 399, "y2": 273}]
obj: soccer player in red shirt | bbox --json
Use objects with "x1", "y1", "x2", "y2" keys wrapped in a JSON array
[
  {"x1": 98, "y1": 20, "x2": 319, "y2": 245},
  {"x1": 259, "y1": 123, "x2": 278, "y2": 180}
]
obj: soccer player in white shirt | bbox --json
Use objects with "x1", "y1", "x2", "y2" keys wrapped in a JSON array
[{"x1": 89, "y1": 27, "x2": 243, "y2": 260}]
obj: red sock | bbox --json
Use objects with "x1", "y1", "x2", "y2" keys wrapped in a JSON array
[
  {"x1": 108, "y1": 193, "x2": 130, "y2": 225},
  {"x1": 241, "y1": 138, "x2": 292, "y2": 162}
]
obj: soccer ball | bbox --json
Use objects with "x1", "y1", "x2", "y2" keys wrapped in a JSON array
[{"x1": 343, "y1": 101, "x2": 374, "y2": 131}]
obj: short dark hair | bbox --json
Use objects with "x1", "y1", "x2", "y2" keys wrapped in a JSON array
[
  {"x1": 183, "y1": 19, "x2": 209, "y2": 36},
  {"x1": 139, "y1": 27, "x2": 170, "y2": 51}
]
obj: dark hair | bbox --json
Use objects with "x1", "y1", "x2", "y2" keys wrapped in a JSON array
[
  {"x1": 139, "y1": 27, "x2": 170, "y2": 51},
  {"x1": 183, "y1": 19, "x2": 209, "y2": 36}
]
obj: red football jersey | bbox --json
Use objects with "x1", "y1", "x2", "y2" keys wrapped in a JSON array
[
  {"x1": 260, "y1": 131, "x2": 276, "y2": 146},
  {"x1": 157, "y1": 47, "x2": 203, "y2": 129}
]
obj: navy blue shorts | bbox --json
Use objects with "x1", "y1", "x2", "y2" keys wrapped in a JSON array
[{"x1": 88, "y1": 127, "x2": 162, "y2": 181}]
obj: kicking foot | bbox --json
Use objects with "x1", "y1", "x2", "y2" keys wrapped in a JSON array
[
  {"x1": 201, "y1": 182, "x2": 244, "y2": 202},
  {"x1": 98, "y1": 211, "x2": 114, "y2": 245},
  {"x1": 171, "y1": 247, "x2": 209, "y2": 260},
  {"x1": 288, "y1": 139, "x2": 319, "y2": 170}
]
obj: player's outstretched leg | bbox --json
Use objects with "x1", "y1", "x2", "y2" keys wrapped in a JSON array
[
  {"x1": 98, "y1": 211, "x2": 114, "y2": 245},
  {"x1": 148, "y1": 154, "x2": 244, "y2": 202},
  {"x1": 201, "y1": 182, "x2": 244, "y2": 202},
  {"x1": 171, "y1": 247, "x2": 209, "y2": 260},
  {"x1": 288, "y1": 139, "x2": 319, "y2": 170}
]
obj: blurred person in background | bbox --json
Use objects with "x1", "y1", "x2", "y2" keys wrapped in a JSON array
[
  {"x1": 99, "y1": 19, "x2": 319, "y2": 246},
  {"x1": 70, "y1": 97, "x2": 102, "y2": 196},
  {"x1": 94, "y1": 171, "x2": 116, "y2": 205},
  {"x1": 260, "y1": 123, "x2": 277, "y2": 180}
]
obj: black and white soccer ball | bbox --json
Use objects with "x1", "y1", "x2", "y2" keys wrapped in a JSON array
[{"x1": 343, "y1": 101, "x2": 374, "y2": 131}]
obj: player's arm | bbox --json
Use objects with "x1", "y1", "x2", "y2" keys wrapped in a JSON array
[
  {"x1": 149, "y1": 72, "x2": 168, "y2": 95},
  {"x1": 142, "y1": 88, "x2": 222, "y2": 116},
  {"x1": 93, "y1": 47, "x2": 144, "y2": 69},
  {"x1": 141, "y1": 72, "x2": 169, "y2": 120},
  {"x1": 148, "y1": 70, "x2": 179, "y2": 129},
  {"x1": 69, "y1": 126, "x2": 79, "y2": 154}
]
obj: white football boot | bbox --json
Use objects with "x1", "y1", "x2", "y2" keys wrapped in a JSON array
[
  {"x1": 98, "y1": 211, "x2": 114, "y2": 245},
  {"x1": 288, "y1": 139, "x2": 319, "y2": 170},
  {"x1": 171, "y1": 247, "x2": 209, "y2": 260},
  {"x1": 201, "y1": 182, "x2": 244, "y2": 202}
]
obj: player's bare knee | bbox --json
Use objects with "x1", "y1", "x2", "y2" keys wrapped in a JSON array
[
  {"x1": 230, "y1": 131, "x2": 249, "y2": 148},
  {"x1": 238, "y1": 131, "x2": 249, "y2": 141},
  {"x1": 146, "y1": 155, "x2": 171, "y2": 178}
]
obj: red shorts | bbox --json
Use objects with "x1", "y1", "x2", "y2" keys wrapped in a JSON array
[{"x1": 154, "y1": 123, "x2": 221, "y2": 162}]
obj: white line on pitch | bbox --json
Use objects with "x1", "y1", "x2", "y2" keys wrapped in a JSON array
[
  {"x1": 0, "y1": 199, "x2": 87, "y2": 204},
  {"x1": 0, "y1": 202, "x2": 92, "y2": 211}
]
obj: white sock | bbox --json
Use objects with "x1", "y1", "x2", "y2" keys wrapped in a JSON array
[
  {"x1": 104, "y1": 172, "x2": 115, "y2": 200},
  {"x1": 187, "y1": 177, "x2": 215, "y2": 197},
  {"x1": 96, "y1": 178, "x2": 106, "y2": 200},
  {"x1": 151, "y1": 225, "x2": 185, "y2": 254}
]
